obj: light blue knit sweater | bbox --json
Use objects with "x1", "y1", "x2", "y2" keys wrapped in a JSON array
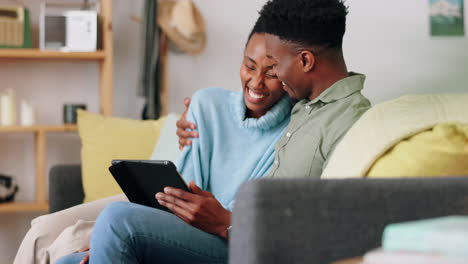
[{"x1": 175, "y1": 88, "x2": 292, "y2": 210}]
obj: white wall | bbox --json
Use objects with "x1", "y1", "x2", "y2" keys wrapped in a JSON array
[
  {"x1": 1, "y1": 0, "x2": 467, "y2": 263},
  {"x1": 345, "y1": 0, "x2": 468, "y2": 103},
  {"x1": 168, "y1": 0, "x2": 468, "y2": 114}
]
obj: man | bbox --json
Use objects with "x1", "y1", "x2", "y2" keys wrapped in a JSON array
[{"x1": 178, "y1": 0, "x2": 371, "y2": 178}]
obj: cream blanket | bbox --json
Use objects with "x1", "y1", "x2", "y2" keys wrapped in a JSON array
[
  {"x1": 322, "y1": 93, "x2": 468, "y2": 179},
  {"x1": 13, "y1": 194, "x2": 127, "y2": 264}
]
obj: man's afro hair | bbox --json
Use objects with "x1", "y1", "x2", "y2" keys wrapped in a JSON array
[{"x1": 255, "y1": 0, "x2": 349, "y2": 48}]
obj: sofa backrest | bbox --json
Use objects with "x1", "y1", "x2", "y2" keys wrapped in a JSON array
[{"x1": 230, "y1": 177, "x2": 468, "y2": 264}]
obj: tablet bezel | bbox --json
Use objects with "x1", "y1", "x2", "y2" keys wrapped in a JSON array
[{"x1": 109, "y1": 160, "x2": 190, "y2": 212}]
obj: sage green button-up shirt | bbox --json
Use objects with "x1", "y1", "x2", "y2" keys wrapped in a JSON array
[{"x1": 268, "y1": 73, "x2": 371, "y2": 178}]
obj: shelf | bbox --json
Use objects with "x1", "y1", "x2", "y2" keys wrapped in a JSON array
[
  {"x1": 0, "y1": 125, "x2": 77, "y2": 133},
  {"x1": 0, "y1": 0, "x2": 113, "y2": 215},
  {"x1": 0, "y1": 49, "x2": 106, "y2": 60},
  {"x1": 0, "y1": 202, "x2": 49, "y2": 212}
]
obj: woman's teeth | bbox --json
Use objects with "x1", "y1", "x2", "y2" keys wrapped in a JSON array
[{"x1": 248, "y1": 89, "x2": 266, "y2": 99}]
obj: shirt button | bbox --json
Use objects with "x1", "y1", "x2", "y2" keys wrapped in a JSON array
[
  {"x1": 305, "y1": 105, "x2": 311, "y2": 109},
  {"x1": 286, "y1": 132, "x2": 291, "y2": 137},
  {"x1": 274, "y1": 160, "x2": 279, "y2": 165}
]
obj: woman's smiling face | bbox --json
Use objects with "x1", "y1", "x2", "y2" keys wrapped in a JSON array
[{"x1": 240, "y1": 33, "x2": 286, "y2": 118}]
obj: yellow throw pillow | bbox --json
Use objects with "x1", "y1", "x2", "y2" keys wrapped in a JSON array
[
  {"x1": 77, "y1": 110, "x2": 167, "y2": 202},
  {"x1": 367, "y1": 123, "x2": 468, "y2": 178}
]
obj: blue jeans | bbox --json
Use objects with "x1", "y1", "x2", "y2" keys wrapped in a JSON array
[{"x1": 55, "y1": 202, "x2": 228, "y2": 264}]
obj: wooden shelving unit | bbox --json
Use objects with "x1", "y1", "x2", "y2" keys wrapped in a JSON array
[
  {"x1": 0, "y1": 125, "x2": 77, "y2": 213},
  {"x1": 0, "y1": 0, "x2": 113, "y2": 213},
  {"x1": 0, "y1": 125, "x2": 77, "y2": 133},
  {"x1": 0, "y1": 49, "x2": 106, "y2": 60},
  {"x1": 0, "y1": 202, "x2": 49, "y2": 213}
]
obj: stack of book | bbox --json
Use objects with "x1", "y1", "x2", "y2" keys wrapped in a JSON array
[{"x1": 362, "y1": 215, "x2": 468, "y2": 264}]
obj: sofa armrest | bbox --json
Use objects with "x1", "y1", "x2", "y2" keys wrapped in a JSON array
[
  {"x1": 49, "y1": 164, "x2": 84, "y2": 213},
  {"x1": 229, "y1": 177, "x2": 468, "y2": 264}
]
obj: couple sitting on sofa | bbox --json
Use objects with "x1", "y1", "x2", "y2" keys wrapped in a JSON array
[
  {"x1": 17, "y1": 0, "x2": 371, "y2": 263},
  {"x1": 56, "y1": 0, "x2": 369, "y2": 263},
  {"x1": 15, "y1": 0, "x2": 468, "y2": 262}
]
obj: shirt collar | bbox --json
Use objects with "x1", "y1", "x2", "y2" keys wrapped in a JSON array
[{"x1": 306, "y1": 72, "x2": 366, "y2": 106}]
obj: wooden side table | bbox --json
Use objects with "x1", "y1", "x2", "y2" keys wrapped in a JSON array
[{"x1": 330, "y1": 257, "x2": 363, "y2": 264}]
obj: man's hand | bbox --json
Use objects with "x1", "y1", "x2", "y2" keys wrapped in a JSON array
[
  {"x1": 78, "y1": 246, "x2": 90, "y2": 264},
  {"x1": 176, "y1": 98, "x2": 199, "y2": 150},
  {"x1": 155, "y1": 181, "x2": 231, "y2": 239}
]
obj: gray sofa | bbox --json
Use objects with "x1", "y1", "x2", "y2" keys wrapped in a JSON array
[
  {"x1": 49, "y1": 165, "x2": 83, "y2": 213},
  {"x1": 49, "y1": 166, "x2": 468, "y2": 264},
  {"x1": 230, "y1": 177, "x2": 468, "y2": 263}
]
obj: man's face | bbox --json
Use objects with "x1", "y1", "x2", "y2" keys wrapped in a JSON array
[{"x1": 265, "y1": 34, "x2": 310, "y2": 100}]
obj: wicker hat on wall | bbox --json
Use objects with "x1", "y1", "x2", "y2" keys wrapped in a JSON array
[{"x1": 157, "y1": 0, "x2": 206, "y2": 55}]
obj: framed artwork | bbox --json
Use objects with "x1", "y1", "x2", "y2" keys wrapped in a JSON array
[{"x1": 429, "y1": 0, "x2": 465, "y2": 36}]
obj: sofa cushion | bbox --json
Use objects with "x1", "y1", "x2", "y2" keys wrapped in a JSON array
[
  {"x1": 322, "y1": 94, "x2": 468, "y2": 178},
  {"x1": 367, "y1": 123, "x2": 468, "y2": 177},
  {"x1": 78, "y1": 110, "x2": 167, "y2": 202}
]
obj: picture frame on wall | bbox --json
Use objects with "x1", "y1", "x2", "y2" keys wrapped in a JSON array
[{"x1": 429, "y1": 0, "x2": 465, "y2": 36}]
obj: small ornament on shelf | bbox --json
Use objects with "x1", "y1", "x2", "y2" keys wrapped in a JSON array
[
  {"x1": 0, "y1": 89, "x2": 17, "y2": 126},
  {"x1": 20, "y1": 100, "x2": 35, "y2": 126},
  {"x1": 63, "y1": 103, "x2": 87, "y2": 124},
  {"x1": 0, "y1": 174, "x2": 18, "y2": 203}
]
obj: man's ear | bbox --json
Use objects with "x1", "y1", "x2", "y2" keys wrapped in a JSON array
[{"x1": 300, "y1": 50, "x2": 315, "y2": 72}]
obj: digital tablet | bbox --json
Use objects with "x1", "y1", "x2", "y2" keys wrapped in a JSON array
[{"x1": 109, "y1": 160, "x2": 190, "y2": 212}]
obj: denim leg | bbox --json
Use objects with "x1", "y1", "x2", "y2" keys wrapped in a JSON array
[
  {"x1": 55, "y1": 252, "x2": 88, "y2": 264},
  {"x1": 88, "y1": 202, "x2": 228, "y2": 264}
]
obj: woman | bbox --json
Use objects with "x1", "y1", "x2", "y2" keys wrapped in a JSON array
[{"x1": 57, "y1": 29, "x2": 292, "y2": 264}]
